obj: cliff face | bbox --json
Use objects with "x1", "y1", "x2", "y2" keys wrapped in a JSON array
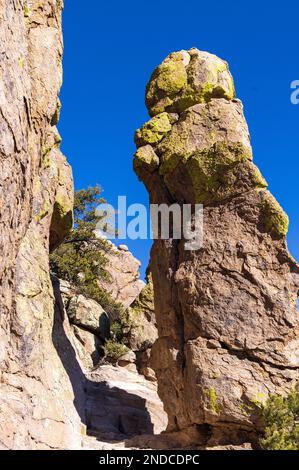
[
  {"x1": 0, "y1": 1, "x2": 79, "y2": 449},
  {"x1": 134, "y1": 48, "x2": 299, "y2": 445}
]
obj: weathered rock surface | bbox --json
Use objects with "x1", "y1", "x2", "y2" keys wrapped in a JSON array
[
  {"x1": 53, "y1": 281, "x2": 168, "y2": 447},
  {"x1": 127, "y1": 275, "x2": 158, "y2": 352},
  {"x1": 0, "y1": 1, "x2": 85, "y2": 449},
  {"x1": 71, "y1": 325, "x2": 102, "y2": 369},
  {"x1": 57, "y1": 263, "x2": 156, "y2": 376},
  {"x1": 65, "y1": 290, "x2": 109, "y2": 338},
  {"x1": 126, "y1": 275, "x2": 158, "y2": 380},
  {"x1": 85, "y1": 365, "x2": 167, "y2": 439},
  {"x1": 99, "y1": 243, "x2": 145, "y2": 310},
  {"x1": 134, "y1": 48, "x2": 299, "y2": 446},
  {"x1": 54, "y1": 278, "x2": 108, "y2": 369}
]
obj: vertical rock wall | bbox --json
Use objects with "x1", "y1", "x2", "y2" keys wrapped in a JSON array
[
  {"x1": 0, "y1": 1, "x2": 82, "y2": 449},
  {"x1": 134, "y1": 48, "x2": 299, "y2": 446}
]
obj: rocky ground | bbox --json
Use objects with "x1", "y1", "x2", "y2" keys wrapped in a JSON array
[{"x1": 82, "y1": 365, "x2": 167, "y2": 450}]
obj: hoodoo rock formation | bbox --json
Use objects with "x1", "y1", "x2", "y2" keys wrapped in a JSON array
[{"x1": 134, "y1": 48, "x2": 299, "y2": 446}]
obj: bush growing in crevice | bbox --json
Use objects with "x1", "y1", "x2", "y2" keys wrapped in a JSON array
[
  {"x1": 260, "y1": 383, "x2": 299, "y2": 450},
  {"x1": 103, "y1": 339, "x2": 129, "y2": 364},
  {"x1": 50, "y1": 185, "x2": 135, "y2": 362},
  {"x1": 50, "y1": 185, "x2": 124, "y2": 320}
]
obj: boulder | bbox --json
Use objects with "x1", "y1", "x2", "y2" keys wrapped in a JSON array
[
  {"x1": 126, "y1": 275, "x2": 158, "y2": 352},
  {"x1": 72, "y1": 325, "x2": 102, "y2": 369},
  {"x1": 118, "y1": 350, "x2": 137, "y2": 372},
  {"x1": 67, "y1": 294, "x2": 109, "y2": 339},
  {"x1": 98, "y1": 242, "x2": 145, "y2": 310}
]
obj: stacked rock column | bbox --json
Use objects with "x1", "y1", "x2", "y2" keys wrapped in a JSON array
[{"x1": 134, "y1": 48, "x2": 299, "y2": 445}]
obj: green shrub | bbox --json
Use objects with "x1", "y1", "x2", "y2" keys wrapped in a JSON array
[
  {"x1": 260, "y1": 383, "x2": 299, "y2": 450},
  {"x1": 50, "y1": 185, "x2": 123, "y2": 318},
  {"x1": 109, "y1": 307, "x2": 134, "y2": 344},
  {"x1": 110, "y1": 321, "x2": 124, "y2": 342},
  {"x1": 50, "y1": 185, "x2": 135, "y2": 362},
  {"x1": 103, "y1": 340, "x2": 128, "y2": 363}
]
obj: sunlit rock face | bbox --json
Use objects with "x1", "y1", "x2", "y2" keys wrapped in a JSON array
[
  {"x1": 134, "y1": 48, "x2": 299, "y2": 446},
  {"x1": 0, "y1": 1, "x2": 83, "y2": 449},
  {"x1": 98, "y1": 242, "x2": 145, "y2": 312}
]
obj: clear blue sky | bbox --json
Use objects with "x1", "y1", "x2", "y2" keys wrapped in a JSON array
[{"x1": 59, "y1": 1, "x2": 299, "y2": 278}]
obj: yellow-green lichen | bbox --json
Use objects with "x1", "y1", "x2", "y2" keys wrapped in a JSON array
[
  {"x1": 251, "y1": 392, "x2": 267, "y2": 407},
  {"x1": 24, "y1": 3, "x2": 31, "y2": 17},
  {"x1": 50, "y1": 198, "x2": 74, "y2": 251},
  {"x1": 34, "y1": 201, "x2": 51, "y2": 223},
  {"x1": 174, "y1": 83, "x2": 213, "y2": 113},
  {"x1": 200, "y1": 57, "x2": 235, "y2": 101},
  {"x1": 124, "y1": 278, "x2": 154, "y2": 336},
  {"x1": 261, "y1": 193, "x2": 289, "y2": 238},
  {"x1": 240, "y1": 392, "x2": 267, "y2": 417},
  {"x1": 175, "y1": 81, "x2": 235, "y2": 114},
  {"x1": 18, "y1": 54, "x2": 25, "y2": 68},
  {"x1": 186, "y1": 142, "x2": 251, "y2": 204},
  {"x1": 51, "y1": 98, "x2": 62, "y2": 126},
  {"x1": 252, "y1": 166, "x2": 268, "y2": 189},
  {"x1": 41, "y1": 144, "x2": 54, "y2": 169},
  {"x1": 146, "y1": 57, "x2": 188, "y2": 114},
  {"x1": 41, "y1": 151, "x2": 51, "y2": 169},
  {"x1": 200, "y1": 82, "x2": 216, "y2": 99},
  {"x1": 129, "y1": 276, "x2": 154, "y2": 316},
  {"x1": 41, "y1": 132, "x2": 62, "y2": 168},
  {"x1": 146, "y1": 49, "x2": 235, "y2": 116},
  {"x1": 205, "y1": 387, "x2": 220, "y2": 415},
  {"x1": 135, "y1": 112, "x2": 172, "y2": 147},
  {"x1": 134, "y1": 145, "x2": 159, "y2": 175},
  {"x1": 159, "y1": 139, "x2": 251, "y2": 203},
  {"x1": 156, "y1": 60, "x2": 187, "y2": 94},
  {"x1": 149, "y1": 97, "x2": 174, "y2": 117},
  {"x1": 158, "y1": 119, "x2": 192, "y2": 175},
  {"x1": 157, "y1": 101, "x2": 251, "y2": 178}
]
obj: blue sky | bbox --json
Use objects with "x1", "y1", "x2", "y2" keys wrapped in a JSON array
[{"x1": 59, "y1": 1, "x2": 299, "y2": 278}]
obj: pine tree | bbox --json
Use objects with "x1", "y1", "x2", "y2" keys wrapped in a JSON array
[{"x1": 50, "y1": 185, "x2": 123, "y2": 316}]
